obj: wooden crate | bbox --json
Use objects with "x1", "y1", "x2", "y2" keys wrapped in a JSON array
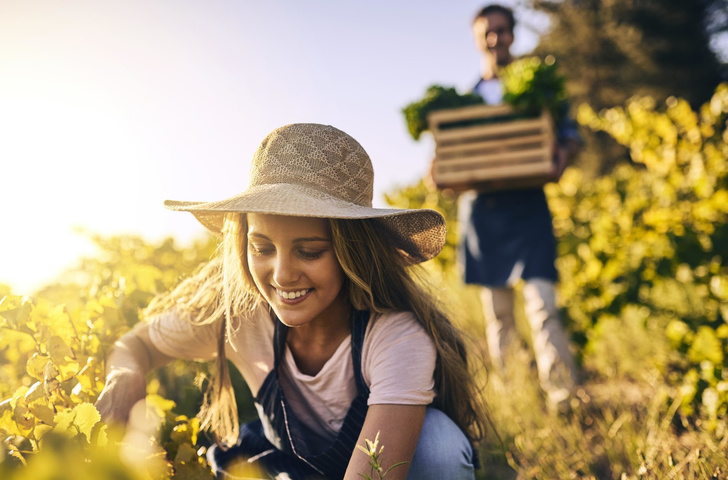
[{"x1": 428, "y1": 104, "x2": 554, "y2": 191}]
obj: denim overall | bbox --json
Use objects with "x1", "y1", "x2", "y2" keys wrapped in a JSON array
[{"x1": 209, "y1": 310, "x2": 370, "y2": 480}]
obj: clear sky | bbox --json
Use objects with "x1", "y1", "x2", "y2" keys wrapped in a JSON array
[{"x1": 0, "y1": 0, "x2": 542, "y2": 294}]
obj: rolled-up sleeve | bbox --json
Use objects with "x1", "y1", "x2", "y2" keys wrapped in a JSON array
[{"x1": 148, "y1": 308, "x2": 220, "y2": 361}]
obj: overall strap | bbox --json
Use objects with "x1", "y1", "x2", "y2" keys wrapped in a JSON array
[
  {"x1": 261, "y1": 310, "x2": 372, "y2": 479},
  {"x1": 350, "y1": 309, "x2": 370, "y2": 395},
  {"x1": 272, "y1": 312, "x2": 287, "y2": 370}
]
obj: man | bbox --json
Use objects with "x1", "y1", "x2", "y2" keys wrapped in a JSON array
[{"x1": 462, "y1": 4, "x2": 581, "y2": 406}]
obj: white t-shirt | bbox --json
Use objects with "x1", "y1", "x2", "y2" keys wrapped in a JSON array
[
  {"x1": 148, "y1": 306, "x2": 437, "y2": 440},
  {"x1": 475, "y1": 77, "x2": 503, "y2": 105}
]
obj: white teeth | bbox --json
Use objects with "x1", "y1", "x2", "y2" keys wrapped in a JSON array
[{"x1": 276, "y1": 288, "x2": 309, "y2": 299}]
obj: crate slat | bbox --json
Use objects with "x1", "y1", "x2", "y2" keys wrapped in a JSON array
[
  {"x1": 434, "y1": 159, "x2": 553, "y2": 184},
  {"x1": 432, "y1": 117, "x2": 548, "y2": 144},
  {"x1": 435, "y1": 146, "x2": 551, "y2": 169},
  {"x1": 427, "y1": 104, "x2": 554, "y2": 190},
  {"x1": 428, "y1": 103, "x2": 515, "y2": 124},
  {"x1": 436, "y1": 133, "x2": 546, "y2": 158}
]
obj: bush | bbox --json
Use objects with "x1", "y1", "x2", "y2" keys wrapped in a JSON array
[
  {"x1": 0, "y1": 233, "x2": 235, "y2": 479},
  {"x1": 389, "y1": 84, "x2": 728, "y2": 477},
  {"x1": 551, "y1": 85, "x2": 728, "y2": 419}
]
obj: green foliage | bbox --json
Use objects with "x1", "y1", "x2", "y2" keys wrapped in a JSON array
[
  {"x1": 401, "y1": 55, "x2": 567, "y2": 142},
  {"x1": 0, "y1": 233, "x2": 227, "y2": 478},
  {"x1": 532, "y1": 0, "x2": 725, "y2": 111},
  {"x1": 401, "y1": 85, "x2": 484, "y2": 141},
  {"x1": 501, "y1": 55, "x2": 567, "y2": 124},
  {"x1": 389, "y1": 84, "x2": 728, "y2": 477},
  {"x1": 549, "y1": 84, "x2": 728, "y2": 424},
  {"x1": 530, "y1": 0, "x2": 727, "y2": 178},
  {"x1": 3, "y1": 83, "x2": 728, "y2": 476}
]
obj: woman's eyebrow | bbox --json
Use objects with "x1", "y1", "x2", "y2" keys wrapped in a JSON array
[
  {"x1": 247, "y1": 232, "x2": 330, "y2": 243},
  {"x1": 247, "y1": 232, "x2": 270, "y2": 240},
  {"x1": 293, "y1": 236, "x2": 331, "y2": 243}
]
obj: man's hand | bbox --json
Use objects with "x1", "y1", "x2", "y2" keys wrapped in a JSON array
[{"x1": 550, "y1": 138, "x2": 581, "y2": 182}]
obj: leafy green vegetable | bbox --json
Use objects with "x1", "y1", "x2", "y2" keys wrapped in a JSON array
[
  {"x1": 402, "y1": 55, "x2": 568, "y2": 141},
  {"x1": 401, "y1": 85, "x2": 484, "y2": 141},
  {"x1": 501, "y1": 55, "x2": 567, "y2": 125}
]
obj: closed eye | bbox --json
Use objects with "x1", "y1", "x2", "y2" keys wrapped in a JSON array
[
  {"x1": 248, "y1": 243, "x2": 274, "y2": 256},
  {"x1": 298, "y1": 250, "x2": 325, "y2": 260}
]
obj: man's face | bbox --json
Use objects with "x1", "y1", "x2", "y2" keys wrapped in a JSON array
[{"x1": 472, "y1": 12, "x2": 514, "y2": 66}]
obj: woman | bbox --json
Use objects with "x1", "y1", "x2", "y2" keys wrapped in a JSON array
[{"x1": 96, "y1": 123, "x2": 488, "y2": 479}]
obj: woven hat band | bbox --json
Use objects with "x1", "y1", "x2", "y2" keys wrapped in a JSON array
[{"x1": 249, "y1": 124, "x2": 374, "y2": 207}]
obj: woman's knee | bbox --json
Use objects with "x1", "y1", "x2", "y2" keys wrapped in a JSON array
[{"x1": 407, "y1": 408, "x2": 474, "y2": 480}]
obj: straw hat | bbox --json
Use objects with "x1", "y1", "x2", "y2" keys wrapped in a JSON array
[{"x1": 165, "y1": 123, "x2": 446, "y2": 264}]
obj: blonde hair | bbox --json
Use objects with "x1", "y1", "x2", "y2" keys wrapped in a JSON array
[
  {"x1": 145, "y1": 214, "x2": 261, "y2": 447},
  {"x1": 329, "y1": 218, "x2": 489, "y2": 443},
  {"x1": 145, "y1": 214, "x2": 489, "y2": 447}
]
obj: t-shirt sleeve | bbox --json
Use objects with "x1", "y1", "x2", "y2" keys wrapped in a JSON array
[
  {"x1": 148, "y1": 308, "x2": 220, "y2": 361},
  {"x1": 363, "y1": 311, "x2": 437, "y2": 406}
]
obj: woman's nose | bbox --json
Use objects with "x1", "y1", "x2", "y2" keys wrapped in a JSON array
[{"x1": 273, "y1": 255, "x2": 300, "y2": 286}]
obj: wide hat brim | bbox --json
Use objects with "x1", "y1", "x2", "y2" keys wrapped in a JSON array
[{"x1": 165, "y1": 182, "x2": 446, "y2": 265}]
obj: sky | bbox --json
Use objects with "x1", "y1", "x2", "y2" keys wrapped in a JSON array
[{"x1": 0, "y1": 0, "x2": 544, "y2": 294}]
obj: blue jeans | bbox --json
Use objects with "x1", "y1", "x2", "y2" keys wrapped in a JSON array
[
  {"x1": 208, "y1": 407, "x2": 476, "y2": 479},
  {"x1": 407, "y1": 408, "x2": 476, "y2": 480}
]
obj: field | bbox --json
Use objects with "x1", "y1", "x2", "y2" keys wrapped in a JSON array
[{"x1": 1, "y1": 86, "x2": 728, "y2": 479}]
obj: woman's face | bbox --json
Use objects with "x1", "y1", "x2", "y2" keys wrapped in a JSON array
[{"x1": 246, "y1": 213, "x2": 349, "y2": 329}]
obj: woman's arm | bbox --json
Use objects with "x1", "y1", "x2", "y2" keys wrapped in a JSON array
[
  {"x1": 95, "y1": 322, "x2": 174, "y2": 425},
  {"x1": 345, "y1": 404, "x2": 426, "y2": 480}
]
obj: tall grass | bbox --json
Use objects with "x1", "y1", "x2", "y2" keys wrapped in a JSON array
[{"x1": 440, "y1": 280, "x2": 728, "y2": 479}]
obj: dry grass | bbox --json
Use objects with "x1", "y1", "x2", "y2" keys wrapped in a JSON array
[
  {"x1": 477, "y1": 366, "x2": 728, "y2": 479},
  {"x1": 437, "y1": 280, "x2": 728, "y2": 480}
]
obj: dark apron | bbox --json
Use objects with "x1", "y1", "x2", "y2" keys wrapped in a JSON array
[{"x1": 209, "y1": 310, "x2": 371, "y2": 480}]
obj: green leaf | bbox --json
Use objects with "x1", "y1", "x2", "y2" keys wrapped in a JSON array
[
  {"x1": 665, "y1": 320, "x2": 690, "y2": 347},
  {"x1": 171, "y1": 416, "x2": 199, "y2": 446},
  {"x1": 146, "y1": 394, "x2": 176, "y2": 419},
  {"x1": 687, "y1": 326, "x2": 724, "y2": 364},
  {"x1": 47, "y1": 336, "x2": 75, "y2": 365},
  {"x1": 174, "y1": 442, "x2": 196, "y2": 464},
  {"x1": 26, "y1": 353, "x2": 51, "y2": 382},
  {"x1": 52, "y1": 403, "x2": 101, "y2": 443},
  {"x1": 13, "y1": 396, "x2": 34, "y2": 435},
  {"x1": 28, "y1": 398, "x2": 57, "y2": 426},
  {"x1": 0, "y1": 296, "x2": 33, "y2": 328},
  {"x1": 53, "y1": 408, "x2": 76, "y2": 436},
  {"x1": 72, "y1": 403, "x2": 101, "y2": 442},
  {"x1": 401, "y1": 85, "x2": 484, "y2": 140},
  {"x1": 74, "y1": 357, "x2": 102, "y2": 393},
  {"x1": 90, "y1": 420, "x2": 108, "y2": 447},
  {"x1": 46, "y1": 305, "x2": 77, "y2": 342}
]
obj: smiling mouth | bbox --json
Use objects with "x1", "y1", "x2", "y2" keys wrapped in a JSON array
[{"x1": 275, "y1": 288, "x2": 312, "y2": 300}]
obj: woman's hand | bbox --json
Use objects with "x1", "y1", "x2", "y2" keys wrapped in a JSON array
[
  {"x1": 94, "y1": 323, "x2": 173, "y2": 425},
  {"x1": 95, "y1": 366, "x2": 147, "y2": 425}
]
